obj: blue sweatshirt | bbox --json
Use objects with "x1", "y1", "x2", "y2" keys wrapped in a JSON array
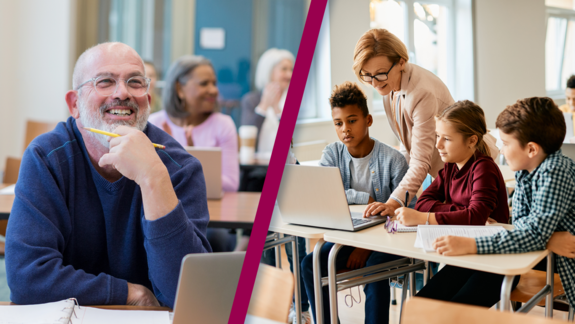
[{"x1": 6, "y1": 117, "x2": 211, "y2": 308}]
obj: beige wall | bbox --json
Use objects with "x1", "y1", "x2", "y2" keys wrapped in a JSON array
[
  {"x1": 474, "y1": 0, "x2": 546, "y2": 128},
  {"x1": 293, "y1": 0, "x2": 398, "y2": 159},
  {"x1": 0, "y1": 0, "x2": 72, "y2": 171},
  {"x1": 293, "y1": 0, "x2": 549, "y2": 161}
]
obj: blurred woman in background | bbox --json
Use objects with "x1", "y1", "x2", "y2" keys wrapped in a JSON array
[
  {"x1": 149, "y1": 55, "x2": 239, "y2": 192},
  {"x1": 241, "y1": 48, "x2": 294, "y2": 154}
]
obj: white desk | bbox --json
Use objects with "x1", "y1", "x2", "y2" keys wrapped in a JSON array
[
  {"x1": 323, "y1": 213, "x2": 550, "y2": 323},
  {"x1": 267, "y1": 205, "x2": 331, "y2": 324}
]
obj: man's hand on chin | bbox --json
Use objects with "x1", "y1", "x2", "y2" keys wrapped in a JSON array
[
  {"x1": 127, "y1": 282, "x2": 161, "y2": 307},
  {"x1": 98, "y1": 125, "x2": 179, "y2": 220}
]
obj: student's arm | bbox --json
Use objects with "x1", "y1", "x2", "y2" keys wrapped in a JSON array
[
  {"x1": 413, "y1": 167, "x2": 447, "y2": 212},
  {"x1": 6, "y1": 146, "x2": 131, "y2": 306},
  {"x1": 432, "y1": 161, "x2": 501, "y2": 225},
  {"x1": 219, "y1": 116, "x2": 240, "y2": 191},
  {"x1": 437, "y1": 167, "x2": 574, "y2": 256}
]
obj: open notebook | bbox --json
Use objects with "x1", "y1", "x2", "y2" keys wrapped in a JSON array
[{"x1": 0, "y1": 298, "x2": 170, "y2": 324}]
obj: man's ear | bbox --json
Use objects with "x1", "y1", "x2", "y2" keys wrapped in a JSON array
[
  {"x1": 65, "y1": 90, "x2": 80, "y2": 119},
  {"x1": 367, "y1": 114, "x2": 373, "y2": 127}
]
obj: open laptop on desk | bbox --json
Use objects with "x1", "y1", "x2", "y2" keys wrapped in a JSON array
[
  {"x1": 185, "y1": 147, "x2": 223, "y2": 199},
  {"x1": 172, "y1": 252, "x2": 245, "y2": 324},
  {"x1": 277, "y1": 165, "x2": 386, "y2": 231}
]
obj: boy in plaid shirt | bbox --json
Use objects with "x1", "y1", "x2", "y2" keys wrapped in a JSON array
[{"x1": 433, "y1": 97, "x2": 575, "y2": 307}]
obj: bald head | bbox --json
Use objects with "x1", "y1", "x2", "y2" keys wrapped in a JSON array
[{"x1": 72, "y1": 42, "x2": 145, "y2": 90}]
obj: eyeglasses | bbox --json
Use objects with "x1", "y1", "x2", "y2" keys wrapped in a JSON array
[
  {"x1": 385, "y1": 216, "x2": 398, "y2": 234},
  {"x1": 76, "y1": 76, "x2": 151, "y2": 97},
  {"x1": 359, "y1": 62, "x2": 397, "y2": 83}
]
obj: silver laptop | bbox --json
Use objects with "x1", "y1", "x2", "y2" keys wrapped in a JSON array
[
  {"x1": 277, "y1": 164, "x2": 386, "y2": 231},
  {"x1": 172, "y1": 252, "x2": 245, "y2": 324},
  {"x1": 185, "y1": 147, "x2": 223, "y2": 199}
]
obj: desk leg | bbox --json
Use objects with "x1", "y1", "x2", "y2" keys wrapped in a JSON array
[
  {"x1": 313, "y1": 239, "x2": 326, "y2": 324},
  {"x1": 292, "y1": 237, "x2": 302, "y2": 324},
  {"x1": 328, "y1": 243, "x2": 343, "y2": 324},
  {"x1": 546, "y1": 253, "x2": 555, "y2": 318},
  {"x1": 409, "y1": 268, "x2": 416, "y2": 297},
  {"x1": 399, "y1": 274, "x2": 409, "y2": 324},
  {"x1": 500, "y1": 275, "x2": 515, "y2": 312}
]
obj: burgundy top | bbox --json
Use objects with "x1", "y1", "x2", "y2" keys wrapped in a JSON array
[{"x1": 414, "y1": 151, "x2": 509, "y2": 225}]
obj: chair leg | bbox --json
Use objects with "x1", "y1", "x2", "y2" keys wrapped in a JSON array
[
  {"x1": 569, "y1": 306, "x2": 574, "y2": 321},
  {"x1": 391, "y1": 284, "x2": 397, "y2": 305}
]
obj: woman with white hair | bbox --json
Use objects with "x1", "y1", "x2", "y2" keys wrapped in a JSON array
[
  {"x1": 240, "y1": 48, "x2": 294, "y2": 153},
  {"x1": 148, "y1": 55, "x2": 239, "y2": 192}
]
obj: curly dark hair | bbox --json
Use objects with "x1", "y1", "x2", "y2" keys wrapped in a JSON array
[
  {"x1": 567, "y1": 75, "x2": 575, "y2": 89},
  {"x1": 496, "y1": 97, "x2": 565, "y2": 154},
  {"x1": 329, "y1": 82, "x2": 369, "y2": 116}
]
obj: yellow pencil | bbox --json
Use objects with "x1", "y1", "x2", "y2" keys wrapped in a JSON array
[{"x1": 83, "y1": 127, "x2": 166, "y2": 150}]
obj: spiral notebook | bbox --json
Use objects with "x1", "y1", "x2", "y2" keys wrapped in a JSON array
[
  {"x1": 395, "y1": 221, "x2": 418, "y2": 233},
  {"x1": 0, "y1": 298, "x2": 170, "y2": 324}
]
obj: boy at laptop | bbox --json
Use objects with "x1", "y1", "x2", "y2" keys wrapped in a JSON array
[
  {"x1": 301, "y1": 82, "x2": 413, "y2": 324},
  {"x1": 429, "y1": 97, "x2": 575, "y2": 308}
]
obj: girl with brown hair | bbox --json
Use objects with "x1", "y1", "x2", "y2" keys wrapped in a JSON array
[{"x1": 394, "y1": 100, "x2": 510, "y2": 226}]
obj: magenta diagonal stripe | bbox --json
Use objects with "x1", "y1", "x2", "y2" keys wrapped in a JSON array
[{"x1": 227, "y1": 0, "x2": 328, "y2": 322}]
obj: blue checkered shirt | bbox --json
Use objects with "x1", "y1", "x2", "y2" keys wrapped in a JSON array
[{"x1": 475, "y1": 150, "x2": 575, "y2": 306}]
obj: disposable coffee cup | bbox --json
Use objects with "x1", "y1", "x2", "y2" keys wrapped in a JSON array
[{"x1": 239, "y1": 125, "x2": 258, "y2": 164}]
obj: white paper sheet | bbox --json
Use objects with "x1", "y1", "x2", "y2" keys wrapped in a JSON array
[
  {"x1": 73, "y1": 307, "x2": 170, "y2": 324},
  {"x1": 414, "y1": 225, "x2": 506, "y2": 252},
  {"x1": 0, "y1": 184, "x2": 15, "y2": 195}
]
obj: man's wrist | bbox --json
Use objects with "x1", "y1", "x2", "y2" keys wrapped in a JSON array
[{"x1": 468, "y1": 238, "x2": 478, "y2": 254}]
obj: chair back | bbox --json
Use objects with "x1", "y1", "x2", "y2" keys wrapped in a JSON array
[
  {"x1": 247, "y1": 264, "x2": 294, "y2": 323},
  {"x1": 3, "y1": 157, "x2": 21, "y2": 184},
  {"x1": 23, "y1": 120, "x2": 59, "y2": 152}
]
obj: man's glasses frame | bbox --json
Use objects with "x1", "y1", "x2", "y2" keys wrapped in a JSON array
[{"x1": 76, "y1": 76, "x2": 151, "y2": 97}]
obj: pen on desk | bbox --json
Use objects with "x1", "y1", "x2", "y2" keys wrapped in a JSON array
[
  {"x1": 404, "y1": 190, "x2": 409, "y2": 207},
  {"x1": 83, "y1": 127, "x2": 166, "y2": 149}
]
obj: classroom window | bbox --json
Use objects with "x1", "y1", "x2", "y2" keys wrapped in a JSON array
[
  {"x1": 546, "y1": 2, "x2": 575, "y2": 97},
  {"x1": 369, "y1": 0, "x2": 454, "y2": 112}
]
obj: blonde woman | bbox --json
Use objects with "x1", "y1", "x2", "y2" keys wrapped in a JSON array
[{"x1": 357, "y1": 29, "x2": 499, "y2": 217}]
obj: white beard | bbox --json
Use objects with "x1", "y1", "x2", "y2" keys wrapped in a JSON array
[{"x1": 77, "y1": 98, "x2": 150, "y2": 148}]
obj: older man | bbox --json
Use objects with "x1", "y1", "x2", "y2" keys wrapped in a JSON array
[{"x1": 6, "y1": 42, "x2": 211, "y2": 308}]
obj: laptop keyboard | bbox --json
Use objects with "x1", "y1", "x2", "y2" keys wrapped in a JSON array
[{"x1": 352, "y1": 218, "x2": 371, "y2": 227}]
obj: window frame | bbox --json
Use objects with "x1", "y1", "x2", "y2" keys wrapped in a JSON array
[{"x1": 546, "y1": 6, "x2": 575, "y2": 98}]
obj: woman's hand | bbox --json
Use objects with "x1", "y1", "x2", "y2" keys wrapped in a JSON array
[
  {"x1": 395, "y1": 208, "x2": 427, "y2": 226},
  {"x1": 433, "y1": 236, "x2": 477, "y2": 256},
  {"x1": 260, "y1": 82, "x2": 282, "y2": 114},
  {"x1": 547, "y1": 232, "x2": 575, "y2": 258},
  {"x1": 184, "y1": 125, "x2": 194, "y2": 146},
  {"x1": 346, "y1": 248, "x2": 373, "y2": 270}
]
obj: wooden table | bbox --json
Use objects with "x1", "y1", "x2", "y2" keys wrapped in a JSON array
[
  {"x1": 207, "y1": 192, "x2": 260, "y2": 229},
  {"x1": 0, "y1": 184, "x2": 260, "y2": 229},
  {"x1": 0, "y1": 302, "x2": 171, "y2": 311},
  {"x1": 402, "y1": 297, "x2": 565, "y2": 324},
  {"x1": 0, "y1": 184, "x2": 14, "y2": 220}
]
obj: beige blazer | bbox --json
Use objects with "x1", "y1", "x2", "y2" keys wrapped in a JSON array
[{"x1": 383, "y1": 63, "x2": 499, "y2": 206}]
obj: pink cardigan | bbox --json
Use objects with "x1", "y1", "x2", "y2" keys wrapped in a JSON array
[
  {"x1": 383, "y1": 63, "x2": 498, "y2": 206},
  {"x1": 148, "y1": 110, "x2": 239, "y2": 192}
]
